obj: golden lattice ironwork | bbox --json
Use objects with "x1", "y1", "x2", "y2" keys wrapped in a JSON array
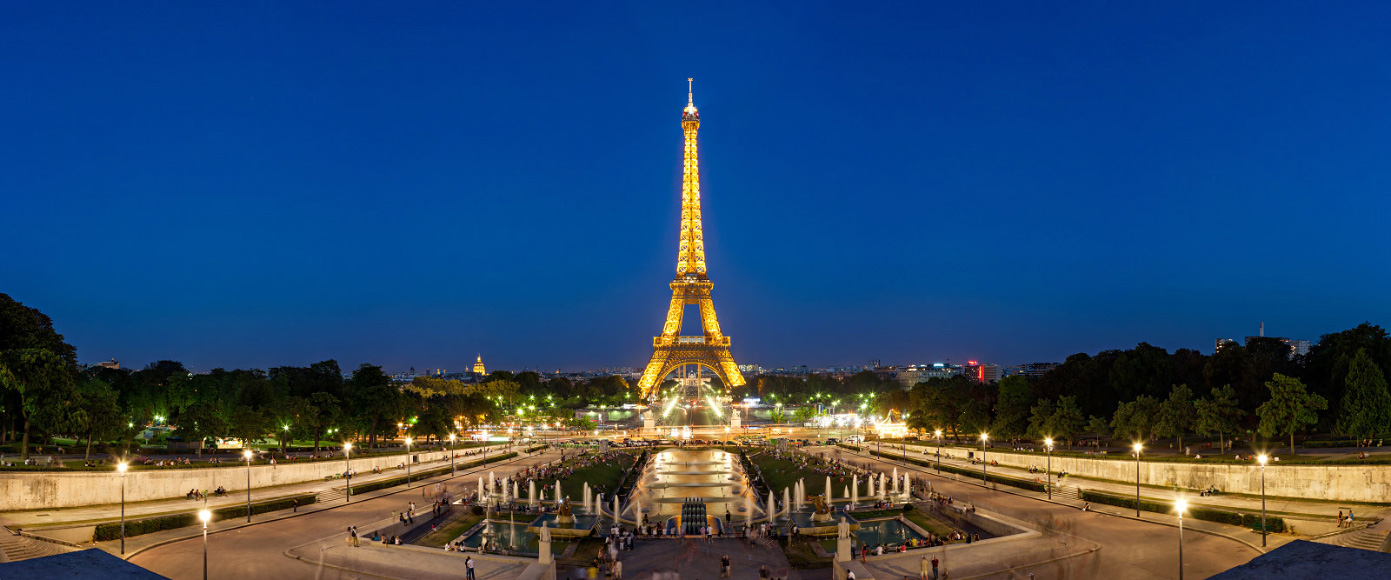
[{"x1": 639, "y1": 80, "x2": 747, "y2": 399}]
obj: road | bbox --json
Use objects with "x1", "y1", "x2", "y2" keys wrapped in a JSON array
[{"x1": 128, "y1": 449, "x2": 561, "y2": 580}]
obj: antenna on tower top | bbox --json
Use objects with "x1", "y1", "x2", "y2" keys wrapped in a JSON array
[{"x1": 688, "y1": 78, "x2": 694, "y2": 105}]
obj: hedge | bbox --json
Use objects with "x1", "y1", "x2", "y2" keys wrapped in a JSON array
[
  {"x1": 840, "y1": 444, "x2": 1048, "y2": 493},
  {"x1": 1078, "y1": 489, "x2": 1285, "y2": 533},
  {"x1": 93, "y1": 494, "x2": 318, "y2": 541},
  {"x1": 349, "y1": 452, "x2": 518, "y2": 495}
]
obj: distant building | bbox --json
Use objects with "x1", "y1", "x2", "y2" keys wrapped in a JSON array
[
  {"x1": 95, "y1": 358, "x2": 120, "y2": 370},
  {"x1": 1003, "y1": 362, "x2": 1059, "y2": 379},
  {"x1": 1243, "y1": 336, "x2": 1311, "y2": 358},
  {"x1": 895, "y1": 363, "x2": 964, "y2": 387},
  {"x1": 962, "y1": 361, "x2": 1000, "y2": 384},
  {"x1": 1215, "y1": 338, "x2": 1238, "y2": 351},
  {"x1": 473, "y1": 354, "x2": 487, "y2": 375}
]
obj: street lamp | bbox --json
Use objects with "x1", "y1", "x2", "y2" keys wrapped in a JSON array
[
  {"x1": 405, "y1": 437, "x2": 413, "y2": 484},
  {"x1": 980, "y1": 433, "x2": 989, "y2": 486},
  {"x1": 1044, "y1": 438, "x2": 1054, "y2": 500},
  {"x1": 343, "y1": 442, "x2": 353, "y2": 503},
  {"x1": 449, "y1": 433, "x2": 457, "y2": 476},
  {"x1": 934, "y1": 429, "x2": 942, "y2": 474},
  {"x1": 199, "y1": 508, "x2": 212, "y2": 580},
  {"x1": 1175, "y1": 499, "x2": 1187, "y2": 580},
  {"x1": 1132, "y1": 442, "x2": 1143, "y2": 518},
  {"x1": 243, "y1": 449, "x2": 253, "y2": 522},
  {"x1": 117, "y1": 462, "x2": 128, "y2": 554},
  {"x1": 1258, "y1": 453, "x2": 1268, "y2": 547}
]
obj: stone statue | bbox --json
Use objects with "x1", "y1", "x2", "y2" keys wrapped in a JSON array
[
  {"x1": 539, "y1": 522, "x2": 552, "y2": 542},
  {"x1": 837, "y1": 518, "x2": 851, "y2": 540}
]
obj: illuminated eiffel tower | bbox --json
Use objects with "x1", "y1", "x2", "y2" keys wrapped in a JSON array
[{"x1": 637, "y1": 79, "x2": 747, "y2": 400}]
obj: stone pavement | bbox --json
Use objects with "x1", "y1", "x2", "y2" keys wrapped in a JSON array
[
  {"x1": 839, "y1": 443, "x2": 1379, "y2": 532},
  {"x1": 82, "y1": 447, "x2": 549, "y2": 560},
  {"x1": 0, "y1": 442, "x2": 519, "y2": 530},
  {"x1": 582, "y1": 537, "x2": 808, "y2": 580}
]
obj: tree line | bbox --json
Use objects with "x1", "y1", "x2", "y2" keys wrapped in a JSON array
[
  {"x1": 0, "y1": 293, "x2": 640, "y2": 461},
  {"x1": 905, "y1": 325, "x2": 1391, "y2": 456}
]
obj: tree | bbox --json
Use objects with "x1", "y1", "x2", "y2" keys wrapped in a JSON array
[
  {"x1": 348, "y1": 364, "x2": 401, "y2": 449},
  {"x1": 991, "y1": 376, "x2": 1032, "y2": 438},
  {"x1": 1110, "y1": 395, "x2": 1160, "y2": 442},
  {"x1": 1085, "y1": 415, "x2": 1111, "y2": 448},
  {"x1": 70, "y1": 376, "x2": 124, "y2": 460},
  {"x1": 1026, "y1": 399, "x2": 1055, "y2": 439},
  {"x1": 1155, "y1": 384, "x2": 1196, "y2": 451},
  {"x1": 1194, "y1": 384, "x2": 1240, "y2": 454},
  {"x1": 769, "y1": 407, "x2": 786, "y2": 425},
  {"x1": 1257, "y1": 374, "x2": 1327, "y2": 457},
  {"x1": 794, "y1": 406, "x2": 816, "y2": 425},
  {"x1": 1336, "y1": 349, "x2": 1391, "y2": 447},
  {"x1": 0, "y1": 348, "x2": 77, "y2": 460},
  {"x1": 1050, "y1": 395, "x2": 1086, "y2": 449}
]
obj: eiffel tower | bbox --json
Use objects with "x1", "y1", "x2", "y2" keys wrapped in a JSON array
[{"x1": 636, "y1": 79, "x2": 747, "y2": 400}]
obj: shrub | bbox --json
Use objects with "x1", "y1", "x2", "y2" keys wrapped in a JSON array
[
  {"x1": 93, "y1": 494, "x2": 317, "y2": 541},
  {"x1": 1078, "y1": 489, "x2": 1285, "y2": 533}
]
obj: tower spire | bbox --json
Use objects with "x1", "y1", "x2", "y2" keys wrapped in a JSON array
[{"x1": 688, "y1": 77, "x2": 694, "y2": 107}]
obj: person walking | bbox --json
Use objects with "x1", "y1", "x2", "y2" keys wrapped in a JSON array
[
  {"x1": 931, "y1": 555, "x2": 940, "y2": 580},
  {"x1": 465, "y1": 556, "x2": 477, "y2": 580},
  {"x1": 613, "y1": 559, "x2": 623, "y2": 580},
  {"x1": 920, "y1": 555, "x2": 928, "y2": 580},
  {"x1": 721, "y1": 554, "x2": 731, "y2": 578}
]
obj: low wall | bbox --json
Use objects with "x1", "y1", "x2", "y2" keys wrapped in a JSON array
[
  {"x1": 0, "y1": 444, "x2": 512, "y2": 511},
  {"x1": 910, "y1": 444, "x2": 1390, "y2": 504}
]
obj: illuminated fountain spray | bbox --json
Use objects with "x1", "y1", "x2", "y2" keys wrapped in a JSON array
[
  {"x1": 583, "y1": 482, "x2": 592, "y2": 513},
  {"x1": 530, "y1": 480, "x2": 538, "y2": 507},
  {"x1": 783, "y1": 488, "x2": 791, "y2": 520}
]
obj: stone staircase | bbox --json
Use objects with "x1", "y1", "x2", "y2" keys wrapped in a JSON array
[
  {"x1": 1319, "y1": 526, "x2": 1390, "y2": 552},
  {"x1": 0, "y1": 527, "x2": 76, "y2": 563},
  {"x1": 318, "y1": 486, "x2": 347, "y2": 504}
]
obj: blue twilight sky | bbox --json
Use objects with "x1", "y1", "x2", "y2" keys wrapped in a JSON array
[{"x1": 3, "y1": 2, "x2": 1390, "y2": 373}]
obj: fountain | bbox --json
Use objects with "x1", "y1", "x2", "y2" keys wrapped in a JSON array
[
  {"x1": 583, "y1": 482, "x2": 591, "y2": 513},
  {"x1": 530, "y1": 480, "x2": 538, "y2": 507},
  {"x1": 528, "y1": 495, "x2": 598, "y2": 539},
  {"x1": 783, "y1": 488, "x2": 791, "y2": 520},
  {"x1": 767, "y1": 490, "x2": 776, "y2": 522},
  {"x1": 851, "y1": 478, "x2": 859, "y2": 507}
]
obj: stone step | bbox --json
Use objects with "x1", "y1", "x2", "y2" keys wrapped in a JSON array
[{"x1": 0, "y1": 528, "x2": 74, "y2": 562}]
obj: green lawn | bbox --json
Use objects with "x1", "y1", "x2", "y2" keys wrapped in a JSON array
[
  {"x1": 783, "y1": 536, "x2": 831, "y2": 569},
  {"x1": 416, "y1": 512, "x2": 486, "y2": 547},
  {"x1": 533, "y1": 451, "x2": 638, "y2": 499},
  {"x1": 748, "y1": 452, "x2": 852, "y2": 498}
]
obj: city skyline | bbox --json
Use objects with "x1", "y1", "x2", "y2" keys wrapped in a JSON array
[{"x1": 5, "y1": 3, "x2": 1391, "y2": 373}]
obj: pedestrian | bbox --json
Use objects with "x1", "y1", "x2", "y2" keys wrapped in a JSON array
[
  {"x1": 465, "y1": 556, "x2": 476, "y2": 580},
  {"x1": 920, "y1": 555, "x2": 928, "y2": 580},
  {"x1": 931, "y1": 555, "x2": 940, "y2": 580},
  {"x1": 613, "y1": 559, "x2": 623, "y2": 580},
  {"x1": 721, "y1": 554, "x2": 731, "y2": 578}
]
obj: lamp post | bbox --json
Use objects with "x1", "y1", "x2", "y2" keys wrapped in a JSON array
[
  {"x1": 935, "y1": 429, "x2": 942, "y2": 474},
  {"x1": 118, "y1": 462, "x2": 128, "y2": 554},
  {"x1": 1175, "y1": 499, "x2": 1187, "y2": 580},
  {"x1": 343, "y1": 442, "x2": 353, "y2": 503},
  {"x1": 1132, "y1": 442, "x2": 1143, "y2": 518},
  {"x1": 243, "y1": 449, "x2": 253, "y2": 522},
  {"x1": 980, "y1": 433, "x2": 989, "y2": 486},
  {"x1": 199, "y1": 508, "x2": 211, "y2": 580},
  {"x1": 1258, "y1": 453, "x2": 1268, "y2": 547},
  {"x1": 449, "y1": 433, "x2": 457, "y2": 477},
  {"x1": 1044, "y1": 438, "x2": 1054, "y2": 500},
  {"x1": 405, "y1": 437, "x2": 413, "y2": 485}
]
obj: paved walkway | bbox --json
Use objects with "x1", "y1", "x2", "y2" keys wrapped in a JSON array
[
  {"x1": 0, "y1": 443, "x2": 522, "y2": 531},
  {"x1": 840, "y1": 443, "x2": 1382, "y2": 529},
  {"x1": 578, "y1": 537, "x2": 804, "y2": 580},
  {"x1": 822, "y1": 446, "x2": 1269, "y2": 579},
  {"x1": 124, "y1": 449, "x2": 563, "y2": 579}
]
